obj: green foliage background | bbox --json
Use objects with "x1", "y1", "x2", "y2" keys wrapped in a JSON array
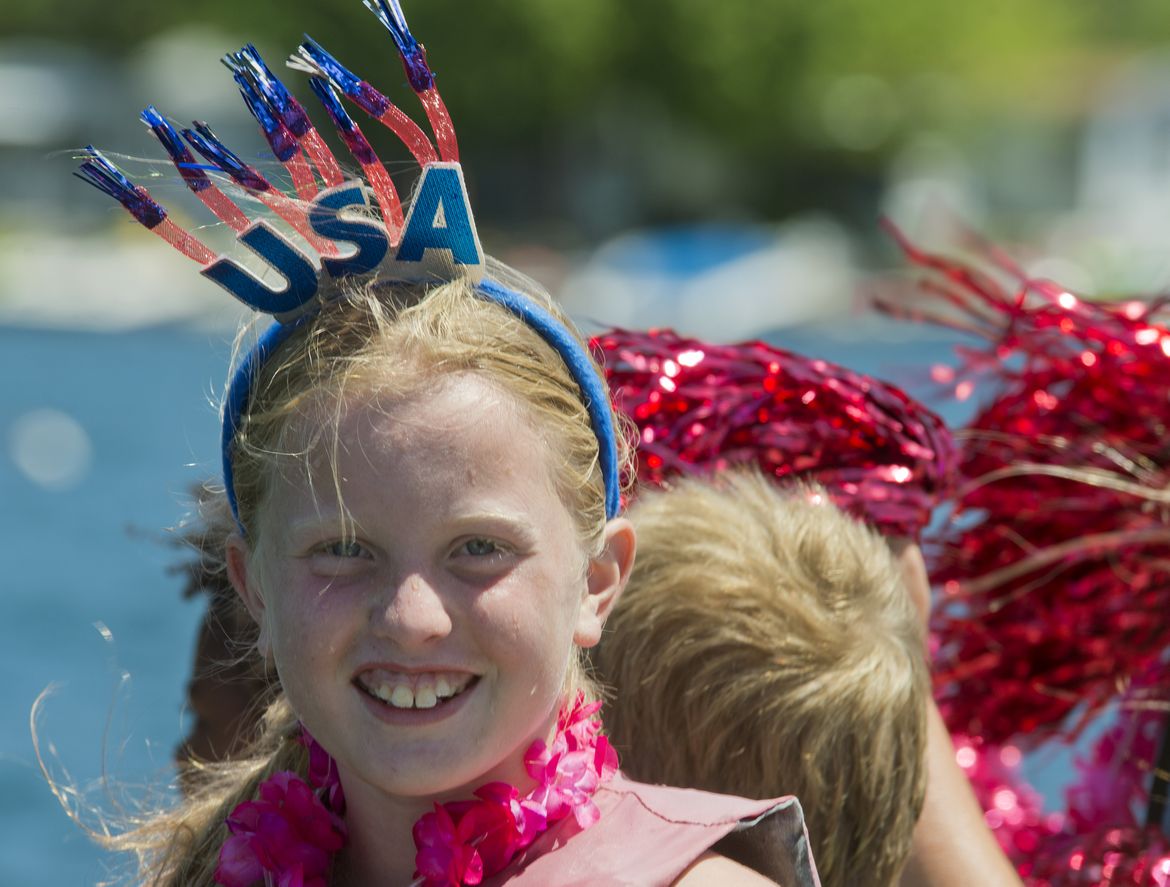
[{"x1": 7, "y1": 1, "x2": 1170, "y2": 238}]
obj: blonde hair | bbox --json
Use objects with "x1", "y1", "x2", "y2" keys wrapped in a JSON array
[
  {"x1": 109, "y1": 267, "x2": 634, "y2": 884},
  {"x1": 234, "y1": 265, "x2": 627, "y2": 556},
  {"x1": 593, "y1": 470, "x2": 928, "y2": 887}
]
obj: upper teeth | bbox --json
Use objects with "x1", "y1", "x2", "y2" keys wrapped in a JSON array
[{"x1": 360, "y1": 671, "x2": 471, "y2": 710}]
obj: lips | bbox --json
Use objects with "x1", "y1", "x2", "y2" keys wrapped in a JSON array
[{"x1": 354, "y1": 668, "x2": 478, "y2": 710}]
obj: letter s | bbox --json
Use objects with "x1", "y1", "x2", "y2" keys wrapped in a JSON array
[{"x1": 308, "y1": 181, "x2": 390, "y2": 279}]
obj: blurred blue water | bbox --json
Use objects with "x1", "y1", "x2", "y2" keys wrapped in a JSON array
[
  {"x1": 1, "y1": 321, "x2": 1073, "y2": 884},
  {"x1": 1, "y1": 325, "x2": 228, "y2": 885}
]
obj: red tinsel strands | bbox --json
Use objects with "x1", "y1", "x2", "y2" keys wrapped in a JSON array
[
  {"x1": 300, "y1": 129, "x2": 346, "y2": 189},
  {"x1": 194, "y1": 188, "x2": 252, "y2": 234},
  {"x1": 952, "y1": 735, "x2": 1063, "y2": 862},
  {"x1": 1025, "y1": 829, "x2": 1170, "y2": 887},
  {"x1": 883, "y1": 232, "x2": 1170, "y2": 747},
  {"x1": 1068, "y1": 707, "x2": 1163, "y2": 834},
  {"x1": 74, "y1": 150, "x2": 218, "y2": 266},
  {"x1": 256, "y1": 192, "x2": 343, "y2": 259},
  {"x1": 181, "y1": 123, "x2": 342, "y2": 260},
  {"x1": 283, "y1": 150, "x2": 321, "y2": 203},
  {"x1": 954, "y1": 732, "x2": 1170, "y2": 886},
  {"x1": 360, "y1": 95, "x2": 439, "y2": 167},
  {"x1": 224, "y1": 44, "x2": 347, "y2": 193},
  {"x1": 591, "y1": 327, "x2": 956, "y2": 538},
  {"x1": 371, "y1": 101, "x2": 439, "y2": 167},
  {"x1": 416, "y1": 88, "x2": 459, "y2": 163},
  {"x1": 154, "y1": 219, "x2": 218, "y2": 264},
  {"x1": 308, "y1": 78, "x2": 406, "y2": 240}
]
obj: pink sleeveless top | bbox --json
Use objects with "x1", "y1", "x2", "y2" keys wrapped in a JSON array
[{"x1": 485, "y1": 772, "x2": 821, "y2": 886}]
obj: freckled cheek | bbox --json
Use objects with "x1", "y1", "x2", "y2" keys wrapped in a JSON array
[
  {"x1": 469, "y1": 595, "x2": 526, "y2": 659},
  {"x1": 472, "y1": 583, "x2": 580, "y2": 688},
  {"x1": 271, "y1": 599, "x2": 347, "y2": 669},
  {"x1": 271, "y1": 618, "x2": 342, "y2": 723}
]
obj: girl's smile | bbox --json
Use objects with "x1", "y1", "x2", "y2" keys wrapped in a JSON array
[
  {"x1": 354, "y1": 666, "x2": 478, "y2": 710},
  {"x1": 353, "y1": 666, "x2": 481, "y2": 726}
]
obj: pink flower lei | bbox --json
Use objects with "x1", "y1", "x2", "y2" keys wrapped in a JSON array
[{"x1": 213, "y1": 693, "x2": 618, "y2": 887}]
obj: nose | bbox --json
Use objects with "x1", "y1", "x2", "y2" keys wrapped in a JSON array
[{"x1": 371, "y1": 571, "x2": 453, "y2": 647}]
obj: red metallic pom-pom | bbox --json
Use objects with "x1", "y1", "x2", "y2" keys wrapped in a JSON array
[
  {"x1": 882, "y1": 227, "x2": 1170, "y2": 748},
  {"x1": 1025, "y1": 828, "x2": 1170, "y2": 886},
  {"x1": 592, "y1": 327, "x2": 956, "y2": 538}
]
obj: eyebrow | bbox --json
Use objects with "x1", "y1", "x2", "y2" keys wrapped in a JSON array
[
  {"x1": 446, "y1": 510, "x2": 541, "y2": 542},
  {"x1": 278, "y1": 513, "x2": 353, "y2": 544},
  {"x1": 278, "y1": 506, "x2": 541, "y2": 542}
]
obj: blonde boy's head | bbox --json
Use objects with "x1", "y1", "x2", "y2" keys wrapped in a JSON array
[{"x1": 594, "y1": 470, "x2": 928, "y2": 887}]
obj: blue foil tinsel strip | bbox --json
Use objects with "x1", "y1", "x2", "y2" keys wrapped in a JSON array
[
  {"x1": 363, "y1": 0, "x2": 434, "y2": 91},
  {"x1": 308, "y1": 77, "x2": 377, "y2": 165},
  {"x1": 182, "y1": 122, "x2": 272, "y2": 192},
  {"x1": 296, "y1": 38, "x2": 391, "y2": 119},
  {"x1": 140, "y1": 106, "x2": 211, "y2": 192},
  {"x1": 75, "y1": 147, "x2": 167, "y2": 228}
]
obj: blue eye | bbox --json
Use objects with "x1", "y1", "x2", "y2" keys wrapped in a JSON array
[
  {"x1": 325, "y1": 540, "x2": 367, "y2": 558},
  {"x1": 462, "y1": 538, "x2": 499, "y2": 556}
]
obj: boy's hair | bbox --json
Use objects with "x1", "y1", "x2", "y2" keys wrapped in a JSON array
[{"x1": 593, "y1": 469, "x2": 928, "y2": 887}]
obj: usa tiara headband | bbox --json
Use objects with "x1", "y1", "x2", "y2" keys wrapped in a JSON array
[{"x1": 75, "y1": 0, "x2": 620, "y2": 528}]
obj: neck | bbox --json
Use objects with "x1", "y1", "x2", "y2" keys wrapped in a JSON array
[{"x1": 333, "y1": 791, "x2": 433, "y2": 886}]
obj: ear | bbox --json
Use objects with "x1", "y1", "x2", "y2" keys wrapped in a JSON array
[
  {"x1": 574, "y1": 517, "x2": 637, "y2": 647},
  {"x1": 225, "y1": 532, "x2": 272, "y2": 656}
]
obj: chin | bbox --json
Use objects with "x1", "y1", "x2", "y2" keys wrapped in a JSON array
[{"x1": 364, "y1": 742, "x2": 515, "y2": 800}]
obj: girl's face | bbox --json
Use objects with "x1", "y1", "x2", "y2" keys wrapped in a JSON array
[{"x1": 230, "y1": 373, "x2": 627, "y2": 801}]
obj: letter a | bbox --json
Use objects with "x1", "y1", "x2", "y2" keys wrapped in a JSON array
[{"x1": 395, "y1": 163, "x2": 483, "y2": 269}]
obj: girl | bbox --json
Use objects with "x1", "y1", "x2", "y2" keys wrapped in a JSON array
[{"x1": 73, "y1": 5, "x2": 820, "y2": 883}]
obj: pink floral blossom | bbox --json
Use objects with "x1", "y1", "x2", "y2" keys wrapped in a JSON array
[
  {"x1": 414, "y1": 692, "x2": 617, "y2": 885},
  {"x1": 413, "y1": 803, "x2": 485, "y2": 886},
  {"x1": 526, "y1": 693, "x2": 619, "y2": 828},
  {"x1": 526, "y1": 747, "x2": 600, "y2": 827},
  {"x1": 298, "y1": 726, "x2": 346, "y2": 815},
  {"x1": 470, "y1": 782, "x2": 547, "y2": 860},
  {"x1": 214, "y1": 771, "x2": 346, "y2": 887}
]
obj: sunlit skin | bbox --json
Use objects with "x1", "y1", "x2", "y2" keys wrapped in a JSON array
[
  {"x1": 226, "y1": 373, "x2": 635, "y2": 885},
  {"x1": 888, "y1": 538, "x2": 1025, "y2": 887}
]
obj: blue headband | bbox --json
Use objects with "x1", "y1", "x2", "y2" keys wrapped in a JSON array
[{"x1": 221, "y1": 280, "x2": 622, "y2": 533}]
